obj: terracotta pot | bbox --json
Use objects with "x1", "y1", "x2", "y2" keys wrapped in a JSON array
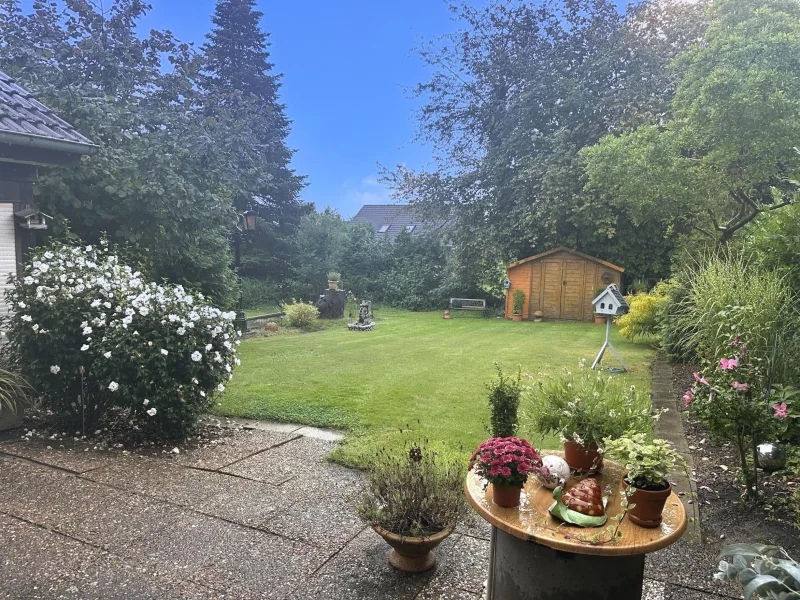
[
  {"x1": 594, "y1": 314, "x2": 606, "y2": 324},
  {"x1": 328, "y1": 281, "x2": 339, "y2": 290},
  {"x1": 622, "y1": 479, "x2": 671, "y2": 528},
  {"x1": 443, "y1": 311, "x2": 451, "y2": 320},
  {"x1": 563, "y1": 441, "x2": 604, "y2": 473},
  {"x1": 372, "y1": 524, "x2": 455, "y2": 572},
  {"x1": 492, "y1": 483, "x2": 522, "y2": 508},
  {"x1": 511, "y1": 314, "x2": 523, "y2": 322},
  {"x1": 265, "y1": 322, "x2": 279, "y2": 332}
]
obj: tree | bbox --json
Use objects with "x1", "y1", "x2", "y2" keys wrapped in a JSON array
[
  {"x1": 583, "y1": 0, "x2": 800, "y2": 245},
  {"x1": 202, "y1": 0, "x2": 306, "y2": 284}
]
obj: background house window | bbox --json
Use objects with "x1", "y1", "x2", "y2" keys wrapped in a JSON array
[
  {"x1": 378, "y1": 224, "x2": 390, "y2": 233},
  {"x1": 405, "y1": 225, "x2": 415, "y2": 232}
]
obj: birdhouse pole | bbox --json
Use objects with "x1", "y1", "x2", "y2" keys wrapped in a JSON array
[{"x1": 591, "y1": 315, "x2": 628, "y2": 372}]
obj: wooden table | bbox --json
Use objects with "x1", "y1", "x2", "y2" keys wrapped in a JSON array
[{"x1": 465, "y1": 453, "x2": 687, "y2": 600}]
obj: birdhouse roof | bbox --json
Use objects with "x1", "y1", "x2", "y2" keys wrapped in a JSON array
[{"x1": 592, "y1": 284, "x2": 628, "y2": 308}]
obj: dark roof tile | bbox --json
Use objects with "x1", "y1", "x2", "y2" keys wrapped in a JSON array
[{"x1": 350, "y1": 204, "x2": 448, "y2": 241}]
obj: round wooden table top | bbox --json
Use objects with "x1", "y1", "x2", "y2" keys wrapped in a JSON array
[{"x1": 465, "y1": 452, "x2": 687, "y2": 557}]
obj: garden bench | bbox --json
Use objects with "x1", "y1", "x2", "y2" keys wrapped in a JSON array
[{"x1": 449, "y1": 298, "x2": 488, "y2": 317}]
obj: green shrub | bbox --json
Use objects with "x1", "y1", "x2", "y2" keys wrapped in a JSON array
[
  {"x1": 327, "y1": 271, "x2": 341, "y2": 282},
  {"x1": 486, "y1": 364, "x2": 521, "y2": 438},
  {"x1": 628, "y1": 279, "x2": 650, "y2": 294},
  {"x1": 617, "y1": 283, "x2": 668, "y2": 342},
  {"x1": 512, "y1": 289, "x2": 525, "y2": 314},
  {"x1": 4, "y1": 241, "x2": 240, "y2": 439},
  {"x1": 240, "y1": 277, "x2": 279, "y2": 310},
  {"x1": 284, "y1": 301, "x2": 320, "y2": 329},
  {"x1": 0, "y1": 358, "x2": 31, "y2": 416}
]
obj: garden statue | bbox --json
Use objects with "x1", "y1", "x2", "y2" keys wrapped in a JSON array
[
  {"x1": 315, "y1": 288, "x2": 345, "y2": 319},
  {"x1": 348, "y1": 301, "x2": 375, "y2": 331}
]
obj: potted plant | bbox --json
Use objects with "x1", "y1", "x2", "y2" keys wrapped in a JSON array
[
  {"x1": 443, "y1": 309, "x2": 451, "y2": 320},
  {"x1": 511, "y1": 289, "x2": 525, "y2": 321},
  {"x1": 604, "y1": 434, "x2": 685, "y2": 528},
  {"x1": 529, "y1": 363, "x2": 658, "y2": 472},
  {"x1": 469, "y1": 436, "x2": 542, "y2": 508},
  {"x1": 357, "y1": 441, "x2": 470, "y2": 572},
  {"x1": 592, "y1": 286, "x2": 608, "y2": 324},
  {"x1": 327, "y1": 271, "x2": 341, "y2": 290}
]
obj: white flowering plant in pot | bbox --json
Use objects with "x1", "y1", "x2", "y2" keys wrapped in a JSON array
[{"x1": 3, "y1": 240, "x2": 240, "y2": 439}]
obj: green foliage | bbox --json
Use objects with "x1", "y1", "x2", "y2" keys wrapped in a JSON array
[
  {"x1": 528, "y1": 363, "x2": 656, "y2": 449},
  {"x1": 604, "y1": 434, "x2": 684, "y2": 490},
  {"x1": 617, "y1": 283, "x2": 668, "y2": 342},
  {"x1": 512, "y1": 289, "x2": 525, "y2": 315},
  {"x1": 357, "y1": 438, "x2": 471, "y2": 537},
  {"x1": 327, "y1": 272, "x2": 341, "y2": 282},
  {"x1": 748, "y1": 203, "x2": 800, "y2": 294},
  {"x1": 4, "y1": 241, "x2": 239, "y2": 439},
  {"x1": 240, "y1": 277, "x2": 280, "y2": 310},
  {"x1": 283, "y1": 301, "x2": 319, "y2": 330},
  {"x1": 584, "y1": 0, "x2": 800, "y2": 245},
  {"x1": 714, "y1": 544, "x2": 800, "y2": 599},
  {"x1": 0, "y1": 358, "x2": 31, "y2": 416},
  {"x1": 486, "y1": 365, "x2": 521, "y2": 438}
]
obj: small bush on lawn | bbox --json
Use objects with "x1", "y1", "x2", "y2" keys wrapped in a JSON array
[
  {"x1": 4, "y1": 240, "x2": 240, "y2": 439},
  {"x1": 617, "y1": 282, "x2": 668, "y2": 342},
  {"x1": 284, "y1": 301, "x2": 320, "y2": 329},
  {"x1": 486, "y1": 364, "x2": 521, "y2": 437}
]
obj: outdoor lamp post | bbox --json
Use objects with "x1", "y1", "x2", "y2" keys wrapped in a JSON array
[{"x1": 233, "y1": 208, "x2": 257, "y2": 334}]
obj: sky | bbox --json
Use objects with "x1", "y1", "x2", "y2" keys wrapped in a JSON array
[{"x1": 139, "y1": 1, "x2": 464, "y2": 218}]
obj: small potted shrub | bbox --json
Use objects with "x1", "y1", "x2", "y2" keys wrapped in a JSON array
[
  {"x1": 604, "y1": 434, "x2": 685, "y2": 528},
  {"x1": 327, "y1": 271, "x2": 341, "y2": 290},
  {"x1": 469, "y1": 437, "x2": 542, "y2": 507},
  {"x1": 530, "y1": 363, "x2": 657, "y2": 472},
  {"x1": 358, "y1": 441, "x2": 470, "y2": 572},
  {"x1": 487, "y1": 364, "x2": 521, "y2": 438},
  {"x1": 511, "y1": 289, "x2": 525, "y2": 321}
]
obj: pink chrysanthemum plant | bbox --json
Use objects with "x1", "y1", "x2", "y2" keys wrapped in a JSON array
[{"x1": 469, "y1": 437, "x2": 543, "y2": 489}]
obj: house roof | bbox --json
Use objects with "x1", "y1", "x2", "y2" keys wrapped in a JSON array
[
  {"x1": 350, "y1": 204, "x2": 448, "y2": 241},
  {"x1": 507, "y1": 247, "x2": 625, "y2": 272},
  {"x1": 0, "y1": 70, "x2": 98, "y2": 156}
]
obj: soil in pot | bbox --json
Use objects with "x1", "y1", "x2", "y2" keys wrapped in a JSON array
[
  {"x1": 563, "y1": 441, "x2": 604, "y2": 473},
  {"x1": 622, "y1": 478, "x2": 671, "y2": 528},
  {"x1": 372, "y1": 524, "x2": 455, "y2": 572},
  {"x1": 492, "y1": 483, "x2": 522, "y2": 508}
]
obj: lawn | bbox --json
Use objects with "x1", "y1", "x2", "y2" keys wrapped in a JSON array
[{"x1": 218, "y1": 307, "x2": 655, "y2": 467}]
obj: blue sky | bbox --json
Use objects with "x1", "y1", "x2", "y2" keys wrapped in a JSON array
[{"x1": 139, "y1": 1, "x2": 464, "y2": 218}]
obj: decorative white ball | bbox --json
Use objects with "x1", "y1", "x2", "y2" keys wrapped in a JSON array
[{"x1": 537, "y1": 455, "x2": 571, "y2": 489}]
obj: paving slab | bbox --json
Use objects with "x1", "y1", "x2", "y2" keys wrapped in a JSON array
[
  {"x1": 646, "y1": 539, "x2": 739, "y2": 598},
  {"x1": 415, "y1": 588, "x2": 482, "y2": 600},
  {"x1": 287, "y1": 528, "x2": 434, "y2": 600},
  {"x1": 0, "y1": 436, "x2": 122, "y2": 473},
  {"x1": 221, "y1": 436, "x2": 338, "y2": 485},
  {"x1": 420, "y1": 533, "x2": 489, "y2": 596},
  {"x1": 194, "y1": 476, "x2": 291, "y2": 527},
  {"x1": 179, "y1": 429, "x2": 299, "y2": 470},
  {"x1": 294, "y1": 425, "x2": 345, "y2": 442}
]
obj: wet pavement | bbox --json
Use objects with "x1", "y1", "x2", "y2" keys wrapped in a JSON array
[{"x1": 0, "y1": 417, "x2": 732, "y2": 599}]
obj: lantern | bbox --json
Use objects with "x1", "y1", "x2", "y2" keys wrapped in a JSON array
[{"x1": 242, "y1": 208, "x2": 257, "y2": 232}]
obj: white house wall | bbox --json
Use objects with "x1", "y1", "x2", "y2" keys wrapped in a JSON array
[{"x1": 0, "y1": 203, "x2": 16, "y2": 317}]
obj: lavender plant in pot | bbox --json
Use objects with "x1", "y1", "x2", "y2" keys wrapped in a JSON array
[{"x1": 604, "y1": 434, "x2": 685, "y2": 528}]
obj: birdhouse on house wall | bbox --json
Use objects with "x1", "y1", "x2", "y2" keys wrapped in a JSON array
[
  {"x1": 592, "y1": 284, "x2": 628, "y2": 316},
  {"x1": 14, "y1": 207, "x2": 49, "y2": 230}
]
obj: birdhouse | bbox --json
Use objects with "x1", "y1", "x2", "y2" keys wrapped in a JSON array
[
  {"x1": 591, "y1": 284, "x2": 628, "y2": 316},
  {"x1": 14, "y1": 207, "x2": 48, "y2": 230}
]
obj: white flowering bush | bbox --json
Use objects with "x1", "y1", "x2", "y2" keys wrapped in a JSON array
[{"x1": 4, "y1": 241, "x2": 240, "y2": 439}]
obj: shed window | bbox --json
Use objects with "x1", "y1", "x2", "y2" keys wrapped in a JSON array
[
  {"x1": 405, "y1": 225, "x2": 415, "y2": 232},
  {"x1": 378, "y1": 224, "x2": 390, "y2": 233}
]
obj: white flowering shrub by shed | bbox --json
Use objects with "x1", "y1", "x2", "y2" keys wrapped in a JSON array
[{"x1": 4, "y1": 241, "x2": 240, "y2": 439}]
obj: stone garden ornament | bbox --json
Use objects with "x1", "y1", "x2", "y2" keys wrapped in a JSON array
[{"x1": 348, "y1": 301, "x2": 375, "y2": 331}]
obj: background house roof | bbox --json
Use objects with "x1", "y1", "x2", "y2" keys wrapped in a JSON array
[
  {"x1": 0, "y1": 70, "x2": 97, "y2": 155},
  {"x1": 351, "y1": 204, "x2": 447, "y2": 241}
]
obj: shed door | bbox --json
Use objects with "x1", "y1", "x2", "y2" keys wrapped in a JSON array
[
  {"x1": 0, "y1": 204, "x2": 16, "y2": 317},
  {"x1": 541, "y1": 260, "x2": 563, "y2": 318},
  {"x1": 560, "y1": 259, "x2": 586, "y2": 320}
]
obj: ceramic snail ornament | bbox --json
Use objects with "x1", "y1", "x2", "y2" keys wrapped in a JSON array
[
  {"x1": 536, "y1": 455, "x2": 571, "y2": 490},
  {"x1": 549, "y1": 478, "x2": 608, "y2": 527}
]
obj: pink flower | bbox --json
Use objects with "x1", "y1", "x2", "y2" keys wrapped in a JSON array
[
  {"x1": 731, "y1": 381, "x2": 749, "y2": 393},
  {"x1": 682, "y1": 389, "x2": 694, "y2": 407},
  {"x1": 489, "y1": 465, "x2": 502, "y2": 477},
  {"x1": 500, "y1": 467, "x2": 512, "y2": 478},
  {"x1": 720, "y1": 357, "x2": 739, "y2": 371},
  {"x1": 773, "y1": 402, "x2": 789, "y2": 420},
  {"x1": 692, "y1": 372, "x2": 709, "y2": 386}
]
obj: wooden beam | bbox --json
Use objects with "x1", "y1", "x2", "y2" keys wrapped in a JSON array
[
  {"x1": 0, "y1": 162, "x2": 37, "y2": 182},
  {"x1": 0, "y1": 143, "x2": 82, "y2": 167}
]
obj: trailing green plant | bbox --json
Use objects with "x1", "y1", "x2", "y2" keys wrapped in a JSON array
[
  {"x1": 357, "y1": 436, "x2": 471, "y2": 538},
  {"x1": 604, "y1": 434, "x2": 685, "y2": 491},
  {"x1": 714, "y1": 543, "x2": 800, "y2": 599},
  {"x1": 283, "y1": 301, "x2": 320, "y2": 330},
  {"x1": 327, "y1": 271, "x2": 341, "y2": 282},
  {"x1": 617, "y1": 283, "x2": 668, "y2": 342},
  {"x1": 486, "y1": 364, "x2": 522, "y2": 438},
  {"x1": 512, "y1": 289, "x2": 525, "y2": 315},
  {"x1": 0, "y1": 357, "x2": 32, "y2": 416},
  {"x1": 528, "y1": 362, "x2": 657, "y2": 451}
]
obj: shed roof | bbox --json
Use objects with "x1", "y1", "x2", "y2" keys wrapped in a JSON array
[
  {"x1": 0, "y1": 70, "x2": 98, "y2": 156},
  {"x1": 351, "y1": 204, "x2": 448, "y2": 241},
  {"x1": 507, "y1": 247, "x2": 624, "y2": 272}
]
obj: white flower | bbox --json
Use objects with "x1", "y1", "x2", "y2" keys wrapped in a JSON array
[
  {"x1": 147, "y1": 341, "x2": 153, "y2": 347},
  {"x1": 223, "y1": 341, "x2": 232, "y2": 350},
  {"x1": 91, "y1": 299, "x2": 101, "y2": 308},
  {"x1": 103, "y1": 351, "x2": 112, "y2": 359},
  {"x1": 50, "y1": 365, "x2": 60, "y2": 375},
  {"x1": 191, "y1": 351, "x2": 202, "y2": 362},
  {"x1": 176, "y1": 327, "x2": 186, "y2": 336},
  {"x1": 122, "y1": 315, "x2": 133, "y2": 326},
  {"x1": 21, "y1": 315, "x2": 32, "y2": 322},
  {"x1": 199, "y1": 390, "x2": 206, "y2": 397},
  {"x1": 217, "y1": 384, "x2": 225, "y2": 392},
  {"x1": 32, "y1": 324, "x2": 39, "y2": 332},
  {"x1": 234, "y1": 358, "x2": 241, "y2": 366},
  {"x1": 108, "y1": 381, "x2": 119, "y2": 392},
  {"x1": 205, "y1": 343, "x2": 213, "y2": 351},
  {"x1": 143, "y1": 399, "x2": 149, "y2": 406},
  {"x1": 82, "y1": 327, "x2": 92, "y2": 336},
  {"x1": 44, "y1": 251, "x2": 54, "y2": 259},
  {"x1": 103, "y1": 301, "x2": 112, "y2": 309},
  {"x1": 146, "y1": 407, "x2": 157, "y2": 417},
  {"x1": 160, "y1": 349, "x2": 168, "y2": 356},
  {"x1": 17, "y1": 301, "x2": 26, "y2": 309},
  {"x1": 81, "y1": 344, "x2": 90, "y2": 351},
  {"x1": 225, "y1": 364, "x2": 231, "y2": 373}
]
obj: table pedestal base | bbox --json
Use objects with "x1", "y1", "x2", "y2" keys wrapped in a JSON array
[{"x1": 487, "y1": 526, "x2": 645, "y2": 600}]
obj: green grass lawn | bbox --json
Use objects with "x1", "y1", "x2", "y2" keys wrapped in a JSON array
[{"x1": 217, "y1": 307, "x2": 655, "y2": 467}]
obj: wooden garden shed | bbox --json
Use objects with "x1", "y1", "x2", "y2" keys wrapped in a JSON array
[{"x1": 505, "y1": 248, "x2": 624, "y2": 321}]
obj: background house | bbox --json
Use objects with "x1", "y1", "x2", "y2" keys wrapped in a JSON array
[
  {"x1": 350, "y1": 204, "x2": 447, "y2": 241},
  {"x1": 0, "y1": 70, "x2": 97, "y2": 316}
]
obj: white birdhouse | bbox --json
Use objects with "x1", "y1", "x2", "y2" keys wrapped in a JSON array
[{"x1": 592, "y1": 284, "x2": 629, "y2": 316}]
